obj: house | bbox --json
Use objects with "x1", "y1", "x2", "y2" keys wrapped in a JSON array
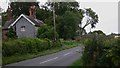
[{"x1": 2, "y1": 5, "x2": 43, "y2": 39}]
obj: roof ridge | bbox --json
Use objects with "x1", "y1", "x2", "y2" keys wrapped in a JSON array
[{"x1": 3, "y1": 14, "x2": 44, "y2": 29}]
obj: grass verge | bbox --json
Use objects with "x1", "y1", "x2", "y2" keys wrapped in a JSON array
[
  {"x1": 3, "y1": 42, "x2": 80, "y2": 65},
  {"x1": 71, "y1": 57, "x2": 83, "y2": 66},
  {"x1": 69, "y1": 56, "x2": 83, "y2": 68},
  {"x1": 69, "y1": 45, "x2": 84, "y2": 68}
]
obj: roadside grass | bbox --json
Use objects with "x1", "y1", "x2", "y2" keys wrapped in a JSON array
[
  {"x1": 69, "y1": 50, "x2": 84, "y2": 68},
  {"x1": 3, "y1": 41, "x2": 81, "y2": 65},
  {"x1": 70, "y1": 36, "x2": 120, "y2": 67},
  {"x1": 70, "y1": 57, "x2": 83, "y2": 67}
]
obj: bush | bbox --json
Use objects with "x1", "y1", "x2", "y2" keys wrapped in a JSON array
[
  {"x1": 2, "y1": 38, "x2": 62, "y2": 57},
  {"x1": 37, "y1": 24, "x2": 59, "y2": 40},
  {"x1": 102, "y1": 37, "x2": 120, "y2": 67},
  {"x1": 81, "y1": 34, "x2": 120, "y2": 67},
  {"x1": 7, "y1": 27, "x2": 17, "y2": 39}
]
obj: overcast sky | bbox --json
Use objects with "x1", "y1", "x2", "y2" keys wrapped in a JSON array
[
  {"x1": 0, "y1": 0, "x2": 119, "y2": 35},
  {"x1": 79, "y1": 2, "x2": 118, "y2": 35}
]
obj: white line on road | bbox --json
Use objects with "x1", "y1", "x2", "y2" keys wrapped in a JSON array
[
  {"x1": 40, "y1": 57, "x2": 58, "y2": 64},
  {"x1": 63, "y1": 52, "x2": 71, "y2": 56}
]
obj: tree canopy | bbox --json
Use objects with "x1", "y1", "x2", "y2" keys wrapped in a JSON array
[
  {"x1": 10, "y1": 2, "x2": 39, "y2": 18},
  {"x1": 37, "y1": 24, "x2": 59, "y2": 40},
  {"x1": 89, "y1": 30, "x2": 106, "y2": 35},
  {"x1": 46, "y1": 2, "x2": 79, "y2": 15},
  {"x1": 2, "y1": 1, "x2": 99, "y2": 40},
  {"x1": 56, "y1": 11, "x2": 82, "y2": 39},
  {"x1": 80, "y1": 8, "x2": 99, "y2": 36}
]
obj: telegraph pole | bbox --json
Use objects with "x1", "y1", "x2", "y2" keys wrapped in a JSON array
[{"x1": 53, "y1": 2, "x2": 56, "y2": 42}]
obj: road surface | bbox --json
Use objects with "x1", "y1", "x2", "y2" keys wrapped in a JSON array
[{"x1": 5, "y1": 46, "x2": 83, "y2": 66}]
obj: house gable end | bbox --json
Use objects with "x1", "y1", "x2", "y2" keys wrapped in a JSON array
[
  {"x1": 15, "y1": 17, "x2": 36, "y2": 38},
  {"x1": 8, "y1": 14, "x2": 35, "y2": 28}
]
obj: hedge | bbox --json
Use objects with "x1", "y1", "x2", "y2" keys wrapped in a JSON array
[
  {"x1": 81, "y1": 34, "x2": 120, "y2": 67},
  {"x1": 2, "y1": 38, "x2": 62, "y2": 57}
]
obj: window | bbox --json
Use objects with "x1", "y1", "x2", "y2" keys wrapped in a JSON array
[{"x1": 21, "y1": 26, "x2": 25, "y2": 31}]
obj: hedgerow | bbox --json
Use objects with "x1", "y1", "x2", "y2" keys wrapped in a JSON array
[
  {"x1": 81, "y1": 34, "x2": 120, "y2": 67},
  {"x1": 2, "y1": 38, "x2": 62, "y2": 57}
]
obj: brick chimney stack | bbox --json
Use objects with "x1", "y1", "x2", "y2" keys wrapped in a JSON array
[
  {"x1": 29, "y1": 5, "x2": 36, "y2": 19},
  {"x1": 7, "y1": 6, "x2": 12, "y2": 20}
]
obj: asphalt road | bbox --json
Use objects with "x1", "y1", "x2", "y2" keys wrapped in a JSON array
[{"x1": 6, "y1": 46, "x2": 83, "y2": 66}]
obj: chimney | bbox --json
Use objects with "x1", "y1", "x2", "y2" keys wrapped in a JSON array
[
  {"x1": 29, "y1": 5, "x2": 36, "y2": 19},
  {"x1": 7, "y1": 6, "x2": 12, "y2": 20}
]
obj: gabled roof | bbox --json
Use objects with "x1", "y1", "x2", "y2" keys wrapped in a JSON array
[
  {"x1": 3, "y1": 14, "x2": 43, "y2": 29},
  {"x1": 24, "y1": 15, "x2": 43, "y2": 27}
]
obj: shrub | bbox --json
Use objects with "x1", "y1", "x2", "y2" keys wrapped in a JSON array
[
  {"x1": 7, "y1": 27, "x2": 17, "y2": 39},
  {"x1": 37, "y1": 24, "x2": 59, "y2": 40},
  {"x1": 51, "y1": 39, "x2": 62, "y2": 48},
  {"x1": 2, "y1": 38, "x2": 54, "y2": 57},
  {"x1": 102, "y1": 37, "x2": 120, "y2": 67},
  {"x1": 81, "y1": 34, "x2": 120, "y2": 67}
]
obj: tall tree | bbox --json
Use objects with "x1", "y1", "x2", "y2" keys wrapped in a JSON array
[
  {"x1": 56, "y1": 11, "x2": 81, "y2": 39},
  {"x1": 80, "y1": 8, "x2": 99, "y2": 36},
  {"x1": 10, "y1": 1, "x2": 39, "y2": 18},
  {"x1": 36, "y1": 6, "x2": 52, "y2": 21},
  {"x1": 0, "y1": 7, "x2": 4, "y2": 14},
  {"x1": 45, "y1": 2, "x2": 79, "y2": 15},
  {"x1": 43, "y1": 1, "x2": 82, "y2": 40}
]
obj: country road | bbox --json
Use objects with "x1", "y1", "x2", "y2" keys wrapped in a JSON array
[{"x1": 4, "y1": 46, "x2": 83, "y2": 67}]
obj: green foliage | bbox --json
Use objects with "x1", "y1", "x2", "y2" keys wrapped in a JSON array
[
  {"x1": 2, "y1": 12, "x2": 7, "y2": 26},
  {"x1": 36, "y1": 7, "x2": 52, "y2": 21},
  {"x1": 37, "y1": 24, "x2": 59, "y2": 40},
  {"x1": 46, "y1": 2, "x2": 79, "y2": 15},
  {"x1": 63, "y1": 40, "x2": 77, "y2": 46},
  {"x1": 89, "y1": 30, "x2": 106, "y2": 35},
  {"x1": 2, "y1": 38, "x2": 62, "y2": 57},
  {"x1": 79, "y1": 8, "x2": 99, "y2": 37},
  {"x1": 81, "y1": 34, "x2": 120, "y2": 67},
  {"x1": 44, "y1": 2, "x2": 84, "y2": 40},
  {"x1": 3, "y1": 40, "x2": 79, "y2": 65},
  {"x1": 56, "y1": 11, "x2": 81, "y2": 39},
  {"x1": 2, "y1": 2, "x2": 98, "y2": 41},
  {"x1": 10, "y1": 2, "x2": 39, "y2": 18},
  {"x1": 82, "y1": 34, "x2": 105, "y2": 66},
  {"x1": 102, "y1": 37, "x2": 120, "y2": 66},
  {"x1": 44, "y1": 16, "x2": 53, "y2": 26},
  {"x1": 51, "y1": 40, "x2": 62, "y2": 48},
  {"x1": 85, "y1": 8, "x2": 99, "y2": 28},
  {"x1": 7, "y1": 27, "x2": 16, "y2": 39}
]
